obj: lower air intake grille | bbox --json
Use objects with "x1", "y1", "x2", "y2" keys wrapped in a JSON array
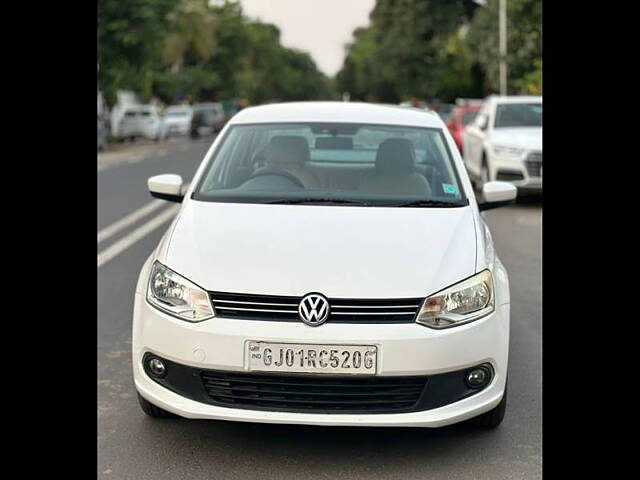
[
  {"x1": 210, "y1": 292, "x2": 422, "y2": 323},
  {"x1": 201, "y1": 371, "x2": 428, "y2": 413},
  {"x1": 496, "y1": 170, "x2": 525, "y2": 181},
  {"x1": 525, "y1": 151, "x2": 542, "y2": 177}
]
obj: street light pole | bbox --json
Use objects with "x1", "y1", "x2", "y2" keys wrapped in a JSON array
[
  {"x1": 499, "y1": 0, "x2": 507, "y2": 95},
  {"x1": 473, "y1": 0, "x2": 507, "y2": 95}
]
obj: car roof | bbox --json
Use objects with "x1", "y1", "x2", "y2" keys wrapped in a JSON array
[
  {"x1": 125, "y1": 105, "x2": 155, "y2": 112},
  {"x1": 488, "y1": 95, "x2": 542, "y2": 104},
  {"x1": 194, "y1": 102, "x2": 222, "y2": 108},
  {"x1": 230, "y1": 101, "x2": 443, "y2": 128}
]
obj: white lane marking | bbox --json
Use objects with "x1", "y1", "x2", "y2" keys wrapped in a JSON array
[
  {"x1": 97, "y1": 205, "x2": 180, "y2": 268},
  {"x1": 98, "y1": 200, "x2": 165, "y2": 244}
]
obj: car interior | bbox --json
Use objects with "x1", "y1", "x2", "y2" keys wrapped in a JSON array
[{"x1": 198, "y1": 126, "x2": 459, "y2": 199}]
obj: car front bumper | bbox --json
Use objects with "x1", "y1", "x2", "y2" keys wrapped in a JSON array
[{"x1": 132, "y1": 292, "x2": 509, "y2": 427}]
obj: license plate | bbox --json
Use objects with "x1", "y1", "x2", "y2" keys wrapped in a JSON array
[{"x1": 247, "y1": 341, "x2": 378, "y2": 375}]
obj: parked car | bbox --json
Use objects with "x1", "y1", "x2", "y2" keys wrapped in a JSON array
[
  {"x1": 161, "y1": 105, "x2": 193, "y2": 137},
  {"x1": 429, "y1": 101, "x2": 455, "y2": 121},
  {"x1": 119, "y1": 105, "x2": 166, "y2": 142},
  {"x1": 399, "y1": 99, "x2": 431, "y2": 112},
  {"x1": 134, "y1": 101, "x2": 516, "y2": 429},
  {"x1": 98, "y1": 90, "x2": 109, "y2": 151},
  {"x1": 98, "y1": 114, "x2": 108, "y2": 151},
  {"x1": 190, "y1": 102, "x2": 226, "y2": 138},
  {"x1": 462, "y1": 95, "x2": 542, "y2": 196},
  {"x1": 445, "y1": 104, "x2": 481, "y2": 153}
]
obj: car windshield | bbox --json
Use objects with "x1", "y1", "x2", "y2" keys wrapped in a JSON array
[
  {"x1": 494, "y1": 103, "x2": 542, "y2": 128},
  {"x1": 166, "y1": 110, "x2": 189, "y2": 116},
  {"x1": 193, "y1": 122, "x2": 467, "y2": 207},
  {"x1": 462, "y1": 111, "x2": 478, "y2": 125}
]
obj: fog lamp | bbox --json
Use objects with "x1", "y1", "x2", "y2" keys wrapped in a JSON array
[
  {"x1": 147, "y1": 357, "x2": 167, "y2": 378},
  {"x1": 465, "y1": 365, "x2": 491, "y2": 389}
]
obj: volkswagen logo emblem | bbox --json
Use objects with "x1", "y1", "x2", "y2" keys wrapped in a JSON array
[{"x1": 298, "y1": 293, "x2": 330, "y2": 326}]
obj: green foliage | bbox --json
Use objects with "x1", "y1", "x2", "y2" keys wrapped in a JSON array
[
  {"x1": 464, "y1": 0, "x2": 541, "y2": 94},
  {"x1": 98, "y1": 0, "x2": 541, "y2": 109},
  {"x1": 513, "y1": 58, "x2": 542, "y2": 95},
  {"x1": 98, "y1": 0, "x2": 334, "y2": 107},
  {"x1": 336, "y1": 0, "x2": 541, "y2": 102},
  {"x1": 98, "y1": 0, "x2": 175, "y2": 105}
]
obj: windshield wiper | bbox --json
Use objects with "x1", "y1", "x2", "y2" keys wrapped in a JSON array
[
  {"x1": 260, "y1": 198, "x2": 370, "y2": 206},
  {"x1": 385, "y1": 200, "x2": 466, "y2": 208}
]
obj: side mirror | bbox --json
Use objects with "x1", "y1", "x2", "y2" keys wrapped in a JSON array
[
  {"x1": 148, "y1": 174, "x2": 184, "y2": 203},
  {"x1": 479, "y1": 181, "x2": 517, "y2": 211},
  {"x1": 477, "y1": 114, "x2": 488, "y2": 130}
]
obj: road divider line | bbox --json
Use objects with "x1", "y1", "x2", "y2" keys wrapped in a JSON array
[
  {"x1": 98, "y1": 200, "x2": 165, "y2": 244},
  {"x1": 97, "y1": 205, "x2": 180, "y2": 268}
]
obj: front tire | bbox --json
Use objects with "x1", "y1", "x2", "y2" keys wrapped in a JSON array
[
  {"x1": 137, "y1": 392, "x2": 175, "y2": 419},
  {"x1": 472, "y1": 381, "x2": 507, "y2": 428}
]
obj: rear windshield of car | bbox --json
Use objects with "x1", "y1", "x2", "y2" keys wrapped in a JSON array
[
  {"x1": 494, "y1": 103, "x2": 542, "y2": 128},
  {"x1": 193, "y1": 122, "x2": 467, "y2": 207}
]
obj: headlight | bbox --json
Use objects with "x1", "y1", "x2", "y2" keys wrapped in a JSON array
[
  {"x1": 416, "y1": 270, "x2": 494, "y2": 329},
  {"x1": 147, "y1": 261, "x2": 214, "y2": 322},
  {"x1": 493, "y1": 144, "x2": 526, "y2": 157}
]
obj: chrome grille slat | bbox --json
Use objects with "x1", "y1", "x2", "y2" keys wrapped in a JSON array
[
  {"x1": 332, "y1": 304, "x2": 418, "y2": 309},
  {"x1": 332, "y1": 311, "x2": 416, "y2": 316},
  {"x1": 213, "y1": 299, "x2": 298, "y2": 307},
  {"x1": 209, "y1": 291, "x2": 422, "y2": 324},
  {"x1": 215, "y1": 306, "x2": 298, "y2": 314}
]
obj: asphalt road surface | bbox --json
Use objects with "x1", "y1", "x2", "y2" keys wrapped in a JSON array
[{"x1": 98, "y1": 136, "x2": 542, "y2": 480}]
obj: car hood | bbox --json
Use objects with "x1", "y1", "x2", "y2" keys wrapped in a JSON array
[
  {"x1": 164, "y1": 201, "x2": 477, "y2": 298},
  {"x1": 491, "y1": 127, "x2": 542, "y2": 150}
]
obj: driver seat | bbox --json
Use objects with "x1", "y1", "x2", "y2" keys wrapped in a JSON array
[{"x1": 255, "y1": 136, "x2": 320, "y2": 189}]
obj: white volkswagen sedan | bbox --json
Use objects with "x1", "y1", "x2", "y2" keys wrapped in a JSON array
[
  {"x1": 133, "y1": 102, "x2": 516, "y2": 428},
  {"x1": 462, "y1": 96, "x2": 542, "y2": 195}
]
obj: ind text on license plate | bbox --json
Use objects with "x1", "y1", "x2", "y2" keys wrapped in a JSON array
[{"x1": 248, "y1": 342, "x2": 377, "y2": 375}]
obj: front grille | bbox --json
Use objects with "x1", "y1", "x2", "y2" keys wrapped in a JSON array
[
  {"x1": 210, "y1": 292, "x2": 423, "y2": 323},
  {"x1": 496, "y1": 170, "x2": 525, "y2": 181},
  {"x1": 525, "y1": 151, "x2": 542, "y2": 177},
  {"x1": 201, "y1": 370, "x2": 427, "y2": 413}
]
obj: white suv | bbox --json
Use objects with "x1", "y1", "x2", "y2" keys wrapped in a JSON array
[
  {"x1": 133, "y1": 102, "x2": 516, "y2": 428},
  {"x1": 462, "y1": 96, "x2": 542, "y2": 195}
]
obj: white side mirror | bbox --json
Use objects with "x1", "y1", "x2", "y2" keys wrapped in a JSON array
[
  {"x1": 148, "y1": 174, "x2": 184, "y2": 202},
  {"x1": 479, "y1": 181, "x2": 517, "y2": 210},
  {"x1": 476, "y1": 114, "x2": 488, "y2": 130}
]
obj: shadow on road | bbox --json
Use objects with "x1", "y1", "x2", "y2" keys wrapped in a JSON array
[
  {"x1": 515, "y1": 195, "x2": 542, "y2": 208},
  {"x1": 134, "y1": 415, "x2": 504, "y2": 466}
]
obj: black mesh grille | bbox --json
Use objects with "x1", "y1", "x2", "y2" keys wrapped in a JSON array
[
  {"x1": 496, "y1": 170, "x2": 525, "y2": 181},
  {"x1": 525, "y1": 151, "x2": 542, "y2": 177},
  {"x1": 201, "y1": 370, "x2": 427, "y2": 413},
  {"x1": 210, "y1": 292, "x2": 422, "y2": 323}
]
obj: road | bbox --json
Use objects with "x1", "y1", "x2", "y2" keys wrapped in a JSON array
[{"x1": 98, "y1": 136, "x2": 542, "y2": 480}]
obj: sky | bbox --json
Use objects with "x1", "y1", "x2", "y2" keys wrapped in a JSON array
[{"x1": 235, "y1": 0, "x2": 376, "y2": 77}]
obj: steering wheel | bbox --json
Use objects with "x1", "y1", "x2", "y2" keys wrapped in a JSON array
[{"x1": 244, "y1": 170, "x2": 306, "y2": 189}]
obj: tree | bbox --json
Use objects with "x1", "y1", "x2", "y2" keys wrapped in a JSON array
[
  {"x1": 336, "y1": 0, "x2": 482, "y2": 103},
  {"x1": 98, "y1": 0, "x2": 175, "y2": 105},
  {"x1": 162, "y1": 0, "x2": 217, "y2": 71},
  {"x1": 465, "y1": 0, "x2": 541, "y2": 94}
]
